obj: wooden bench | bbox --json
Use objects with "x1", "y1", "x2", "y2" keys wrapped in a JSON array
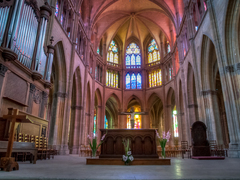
[{"x1": 0, "y1": 141, "x2": 37, "y2": 164}]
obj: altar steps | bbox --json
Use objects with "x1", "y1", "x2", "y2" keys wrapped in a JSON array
[
  {"x1": 86, "y1": 158, "x2": 171, "y2": 165},
  {"x1": 192, "y1": 156, "x2": 225, "y2": 160}
]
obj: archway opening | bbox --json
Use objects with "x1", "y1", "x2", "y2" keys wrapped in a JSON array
[
  {"x1": 105, "y1": 96, "x2": 119, "y2": 129},
  {"x1": 127, "y1": 98, "x2": 142, "y2": 129}
]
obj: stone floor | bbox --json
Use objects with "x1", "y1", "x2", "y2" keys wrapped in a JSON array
[{"x1": 1, "y1": 155, "x2": 240, "y2": 180}]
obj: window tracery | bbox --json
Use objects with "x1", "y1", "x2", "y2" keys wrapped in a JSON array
[
  {"x1": 107, "y1": 40, "x2": 118, "y2": 66},
  {"x1": 148, "y1": 39, "x2": 160, "y2": 64},
  {"x1": 126, "y1": 43, "x2": 141, "y2": 69}
]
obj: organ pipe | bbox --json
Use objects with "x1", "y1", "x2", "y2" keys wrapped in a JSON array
[{"x1": 0, "y1": 7, "x2": 10, "y2": 46}]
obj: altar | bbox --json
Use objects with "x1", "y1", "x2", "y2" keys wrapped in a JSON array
[{"x1": 99, "y1": 129, "x2": 159, "y2": 159}]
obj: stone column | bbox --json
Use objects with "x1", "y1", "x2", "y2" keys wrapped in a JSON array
[
  {"x1": 0, "y1": 63, "x2": 8, "y2": 115},
  {"x1": 70, "y1": 105, "x2": 82, "y2": 154},
  {"x1": 39, "y1": 91, "x2": 48, "y2": 118},
  {"x1": 48, "y1": 92, "x2": 67, "y2": 151},
  {"x1": 27, "y1": 84, "x2": 36, "y2": 114},
  {"x1": 202, "y1": 90, "x2": 223, "y2": 145}
]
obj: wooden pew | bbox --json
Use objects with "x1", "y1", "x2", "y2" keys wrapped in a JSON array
[{"x1": 0, "y1": 141, "x2": 37, "y2": 164}]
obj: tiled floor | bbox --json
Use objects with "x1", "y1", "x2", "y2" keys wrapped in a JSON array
[{"x1": 1, "y1": 155, "x2": 240, "y2": 180}]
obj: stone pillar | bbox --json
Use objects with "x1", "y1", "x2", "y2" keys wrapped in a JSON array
[
  {"x1": 48, "y1": 92, "x2": 67, "y2": 151},
  {"x1": 0, "y1": 64, "x2": 8, "y2": 115},
  {"x1": 39, "y1": 91, "x2": 48, "y2": 118},
  {"x1": 70, "y1": 105, "x2": 82, "y2": 154},
  {"x1": 27, "y1": 84, "x2": 36, "y2": 114}
]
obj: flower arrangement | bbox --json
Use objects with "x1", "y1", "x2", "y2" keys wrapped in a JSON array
[
  {"x1": 87, "y1": 131, "x2": 107, "y2": 157},
  {"x1": 155, "y1": 130, "x2": 171, "y2": 159},
  {"x1": 122, "y1": 138, "x2": 134, "y2": 165}
]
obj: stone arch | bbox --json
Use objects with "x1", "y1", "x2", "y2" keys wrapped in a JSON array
[
  {"x1": 147, "y1": 93, "x2": 164, "y2": 133},
  {"x1": 125, "y1": 95, "x2": 142, "y2": 111},
  {"x1": 166, "y1": 87, "x2": 177, "y2": 145},
  {"x1": 105, "y1": 94, "x2": 120, "y2": 129},
  {"x1": 48, "y1": 41, "x2": 67, "y2": 149},
  {"x1": 200, "y1": 35, "x2": 217, "y2": 90},
  {"x1": 225, "y1": 0, "x2": 240, "y2": 65}
]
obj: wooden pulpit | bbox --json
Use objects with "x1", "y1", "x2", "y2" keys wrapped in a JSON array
[{"x1": 0, "y1": 108, "x2": 33, "y2": 172}]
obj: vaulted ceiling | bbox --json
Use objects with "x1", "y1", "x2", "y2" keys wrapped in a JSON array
[{"x1": 88, "y1": 0, "x2": 184, "y2": 51}]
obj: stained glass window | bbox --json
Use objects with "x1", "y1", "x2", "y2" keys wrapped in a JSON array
[
  {"x1": 104, "y1": 116, "x2": 108, "y2": 129},
  {"x1": 204, "y1": 2, "x2": 207, "y2": 11},
  {"x1": 126, "y1": 43, "x2": 141, "y2": 68},
  {"x1": 126, "y1": 73, "x2": 130, "y2": 89},
  {"x1": 169, "y1": 66, "x2": 172, "y2": 80},
  {"x1": 173, "y1": 106, "x2": 179, "y2": 137},
  {"x1": 126, "y1": 55, "x2": 130, "y2": 65},
  {"x1": 106, "y1": 70, "x2": 119, "y2": 88},
  {"x1": 137, "y1": 73, "x2": 142, "y2": 89},
  {"x1": 55, "y1": 1, "x2": 59, "y2": 17},
  {"x1": 148, "y1": 69, "x2": 162, "y2": 88},
  {"x1": 107, "y1": 40, "x2": 118, "y2": 64},
  {"x1": 60, "y1": 14, "x2": 63, "y2": 25},
  {"x1": 167, "y1": 41, "x2": 171, "y2": 53},
  {"x1": 148, "y1": 39, "x2": 160, "y2": 64},
  {"x1": 131, "y1": 74, "x2": 136, "y2": 89},
  {"x1": 97, "y1": 47, "x2": 100, "y2": 54},
  {"x1": 94, "y1": 108, "x2": 97, "y2": 135}
]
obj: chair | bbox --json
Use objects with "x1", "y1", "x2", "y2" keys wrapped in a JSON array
[
  {"x1": 24, "y1": 134, "x2": 29, "y2": 142},
  {"x1": 209, "y1": 140, "x2": 217, "y2": 156},
  {"x1": 181, "y1": 141, "x2": 191, "y2": 159},
  {"x1": 18, "y1": 133, "x2": 23, "y2": 142}
]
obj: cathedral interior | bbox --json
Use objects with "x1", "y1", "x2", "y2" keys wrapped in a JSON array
[{"x1": 0, "y1": 0, "x2": 240, "y2": 161}]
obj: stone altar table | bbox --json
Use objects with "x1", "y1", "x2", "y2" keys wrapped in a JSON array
[{"x1": 99, "y1": 129, "x2": 159, "y2": 159}]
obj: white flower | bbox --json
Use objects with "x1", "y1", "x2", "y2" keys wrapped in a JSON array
[
  {"x1": 129, "y1": 155, "x2": 134, "y2": 161},
  {"x1": 123, "y1": 155, "x2": 128, "y2": 162},
  {"x1": 127, "y1": 151, "x2": 131, "y2": 155}
]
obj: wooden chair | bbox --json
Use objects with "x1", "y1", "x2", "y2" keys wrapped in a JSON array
[
  {"x1": 181, "y1": 141, "x2": 191, "y2": 159},
  {"x1": 17, "y1": 133, "x2": 23, "y2": 142},
  {"x1": 209, "y1": 140, "x2": 217, "y2": 156},
  {"x1": 24, "y1": 134, "x2": 29, "y2": 142}
]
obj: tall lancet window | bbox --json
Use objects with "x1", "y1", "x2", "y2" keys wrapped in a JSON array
[
  {"x1": 126, "y1": 73, "x2": 142, "y2": 89},
  {"x1": 55, "y1": 1, "x2": 59, "y2": 17},
  {"x1": 126, "y1": 43, "x2": 141, "y2": 68},
  {"x1": 107, "y1": 40, "x2": 118, "y2": 66},
  {"x1": 148, "y1": 39, "x2": 160, "y2": 64}
]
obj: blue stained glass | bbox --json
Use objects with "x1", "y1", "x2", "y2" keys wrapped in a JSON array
[
  {"x1": 104, "y1": 116, "x2": 108, "y2": 129},
  {"x1": 55, "y1": 1, "x2": 59, "y2": 17},
  {"x1": 125, "y1": 43, "x2": 141, "y2": 68},
  {"x1": 137, "y1": 73, "x2": 142, "y2": 89},
  {"x1": 97, "y1": 47, "x2": 100, "y2": 54},
  {"x1": 126, "y1": 55, "x2": 130, "y2": 65},
  {"x1": 136, "y1": 55, "x2": 141, "y2": 65},
  {"x1": 126, "y1": 73, "x2": 131, "y2": 89},
  {"x1": 60, "y1": 14, "x2": 63, "y2": 25},
  {"x1": 131, "y1": 54, "x2": 135, "y2": 65},
  {"x1": 131, "y1": 74, "x2": 136, "y2": 89}
]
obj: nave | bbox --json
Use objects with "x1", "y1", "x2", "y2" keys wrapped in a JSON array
[{"x1": 0, "y1": 155, "x2": 239, "y2": 180}]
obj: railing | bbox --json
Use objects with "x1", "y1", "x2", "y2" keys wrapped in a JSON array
[
  {"x1": 126, "y1": 65, "x2": 141, "y2": 69},
  {"x1": 147, "y1": 61, "x2": 160, "y2": 67},
  {"x1": 107, "y1": 62, "x2": 119, "y2": 67}
]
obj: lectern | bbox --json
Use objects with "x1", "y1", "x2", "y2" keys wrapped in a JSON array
[{"x1": 0, "y1": 108, "x2": 32, "y2": 172}]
